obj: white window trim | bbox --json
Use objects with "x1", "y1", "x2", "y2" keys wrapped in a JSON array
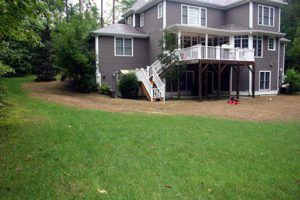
[
  {"x1": 158, "y1": 3, "x2": 163, "y2": 19},
  {"x1": 259, "y1": 71, "x2": 272, "y2": 91},
  {"x1": 258, "y1": 4, "x2": 275, "y2": 27},
  {"x1": 254, "y1": 35, "x2": 263, "y2": 58},
  {"x1": 181, "y1": 4, "x2": 207, "y2": 27},
  {"x1": 127, "y1": 16, "x2": 132, "y2": 25},
  {"x1": 234, "y1": 35, "x2": 249, "y2": 49},
  {"x1": 114, "y1": 37, "x2": 133, "y2": 57},
  {"x1": 140, "y1": 13, "x2": 144, "y2": 27},
  {"x1": 268, "y1": 37, "x2": 276, "y2": 51}
]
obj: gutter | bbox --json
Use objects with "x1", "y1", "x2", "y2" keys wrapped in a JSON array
[
  {"x1": 167, "y1": 24, "x2": 286, "y2": 37},
  {"x1": 92, "y1": 32, "x2": 149, "y2": 38}
]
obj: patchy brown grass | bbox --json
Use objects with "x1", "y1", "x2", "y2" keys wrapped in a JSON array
[{"x1": 24, "y1": 81, "x2": 300, "y2": 122}]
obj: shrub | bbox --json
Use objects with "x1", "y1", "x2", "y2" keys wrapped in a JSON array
[
  {"x1": 99, "y1": 83, "x2": 110, "y2": 95},
  {"x1": 118, "y1": 73, "x2": 139, "y2": 99},
  {"x1": 284, "y1": 68, "x2": 300, "y2": 94}
]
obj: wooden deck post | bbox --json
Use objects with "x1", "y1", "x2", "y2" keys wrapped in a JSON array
[
  {"x1": 236, "y1": 63, "x2": 240, "y2": 98},
  {"x1": 252, "y1": 63, "x2": 255, "y2": 98},
  {"x1": 218, "y1": 62, "x2": 221, "y2": 99},
  {"x1": 199, "y1": 62, "x2": 202, "y2": 100}
]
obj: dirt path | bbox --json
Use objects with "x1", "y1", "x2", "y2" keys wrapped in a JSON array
[{"x1": 23, "y1": 81, "x2": 300, "y2": 122}]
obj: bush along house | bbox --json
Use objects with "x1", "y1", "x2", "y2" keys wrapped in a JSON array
[{"x1": 93, "y1": 0, "x2": 289, "y2": 101}]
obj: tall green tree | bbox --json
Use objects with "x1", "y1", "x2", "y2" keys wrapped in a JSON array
[
  {"x1": 281, "y1": 0, "x2": 300, "y2": 71},
  {"x1": 0, "y1": 0, "x2": 44, "y2": 45},
  {"x1": 0, "y1": 0, "x2": 46, "y2": 76},
  {"x1": 281, "y1": 0, "x2": 300, "y2": 41},
  {"x1": 52, "y1": 3, "x2": 100, "y2": 92},
  {"x1": 119, "y1": 0, "x2": 136, "y2": 13},
  {"x1": 34, "y1": 0, "x2": 64, "y2": 81}
]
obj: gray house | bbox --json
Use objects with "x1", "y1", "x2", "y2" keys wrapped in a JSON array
[{"x1": 93, "y1": 0, "x2": 289, "y2": 101}]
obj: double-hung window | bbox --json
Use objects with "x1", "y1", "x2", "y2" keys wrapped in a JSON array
[
  {"x1": 268, "y1": 37, "x2": 276, "y2": 51},
  {"x1": 253, "y1": 36, "x2": 263, "y2": 58},
  {"x1": 234, "y1": 35, "x2": 249, "y2": 48},
  {"x1": 115, "y1": 38, "x2": 133, "y2": 56},
  {"x1": 140, "y1": 13, "x2": 144, "y2": 27},
  {"x1": 258, "y1": 5, "x2": 275, "y2": 27},
  {"x1": 259, "y1": 71, "x2": 271, "y2": 90},
  {"x1": 158, "y1": 3, "x2": 163, "y2": 19},
  {"x1": 181, "y1": 5, "x2": 207, "y2": 27}
]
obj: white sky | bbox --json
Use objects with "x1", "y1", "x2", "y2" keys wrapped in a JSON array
[{"x1": 71, "y1": 0, "x2": 122, "y2": 22}]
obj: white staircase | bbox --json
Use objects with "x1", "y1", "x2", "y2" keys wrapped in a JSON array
[
  {"x1": 135, "y1": 50, "x2": 181, "y2": 102},
  {"x1": 135, "y1": 63, "x2": 165, "y2": 102}
]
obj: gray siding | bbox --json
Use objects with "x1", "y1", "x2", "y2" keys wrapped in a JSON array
[
  {"x1": 139, "y1": 3, "x2": 163, "y2": 64},
  {"x1": 254, "y1": 36, "x2": 279, "y2": 91},
  {"x1": 98, "y1": 36, "x2": 149, "y2": 90},
  {"x1": 166, "y1": 1, "x2": 225, "y2": 28},
  {"x1": 225, "y1": 3, "x2": 249, "y2": 27},
  {"x1": 252, "y1": 2, "x2": 280, "y2": 32}
]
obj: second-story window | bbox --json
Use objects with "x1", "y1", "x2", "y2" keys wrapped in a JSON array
[
  {"x1": 181, "y1": 5, "x2": 207, "y2": 27},
  {"x1": 140, "y1": 13, "x2": 144, "y2": 27},
  {"x1": 234, "y1": 35, "x2": 248, "y2": 48},
  {"x1": 268, "y1": 37, "x2": 276, "y2": 51},
  {"x1": 127, "y1": 16, "x2": 132, "y2": 24},
  {"x1": 253, "y1": 36, "x2": 263, "y2": 58},
  {"x1": 158, "y1": 3, "x2": 163, "y2": 19},
  {"x1": 115, "y1": 38, "x2": 133, "y2": 56},
  {"x1": 258, "y1": 5, "x2": 275, "y2": 27}
]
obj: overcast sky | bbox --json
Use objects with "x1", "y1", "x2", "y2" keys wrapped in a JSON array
[{"x1": 71, "y1": 0, "x2": 122, "y2": 22}]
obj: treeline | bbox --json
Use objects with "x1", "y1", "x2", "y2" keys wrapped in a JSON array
[
  {"x1": 0, "y1": 0, "x2": 299, "y2": 94},
  {"x1": 0, "y1": 0, "x2": 136, "y2": 94}
]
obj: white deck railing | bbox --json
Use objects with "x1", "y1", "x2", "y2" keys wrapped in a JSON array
[
  {"x1": 136, "y1": 68, "x2": 165, "y2": 101},
  {"x1": 180, "y1": 45, "x2": 255, "y2": 62}
]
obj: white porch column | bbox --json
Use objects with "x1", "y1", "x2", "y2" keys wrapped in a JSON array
[
  {"x1": 230, "y1": 67, "x2": 233, "y2": 95},
  {"x1": 133, "y1": 13, "x2": 136, "y2": 27},
  {"x1": 248, "y1": 35, "x2": 253, "y2": 94},
  {"x1": 248, "y1": 35, "x2": 253, "y2": 50},
  {"x1": 205, "y1": 33, "x2": 208, "y2": 59},
  {"x1": 178, "y1": 31, "x2": 181, "y2": 49},
  {"x1": 163, "y1": 0, "x2": 166, "y2": 29},
  {"x1": 282, "y1": 43, "x2": 286, "y2": 82},
  {"x1": 95, "y1": 35, "x2": 101, "y2": 85},
  {"x1": 249, "y1": 65, "x2": 252, "y2": 94},
  {"x1": 249, "y1": 1, "x2": 253, "y2": 29}
]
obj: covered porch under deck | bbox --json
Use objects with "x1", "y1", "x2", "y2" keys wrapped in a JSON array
[
  {"x1": 164, "y1": 25, "x2": 256, "y2": 100},
  {"x1": 165, "y1": 60, "x2": 256, "y2": 100}
]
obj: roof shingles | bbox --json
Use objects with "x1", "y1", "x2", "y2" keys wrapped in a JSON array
[{"x1": 93, "y1": 24, "x2": 148, "y2": 37}]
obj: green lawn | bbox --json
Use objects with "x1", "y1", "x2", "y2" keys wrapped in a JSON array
[{"x1": 1, "y1": 77, "x2": 300, "y2": 199}]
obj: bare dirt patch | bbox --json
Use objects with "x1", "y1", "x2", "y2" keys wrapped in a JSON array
[{"x1": 24, "y1": 81, "x2": 300, "y2": 122}]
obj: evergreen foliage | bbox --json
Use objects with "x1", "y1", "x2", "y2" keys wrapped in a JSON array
[
  {"x1": 52, "y1": 5, "x2": 99, "y2": 92},
  {"x1": 118, "y1": 73, "x2": 139, "y2": 99}
]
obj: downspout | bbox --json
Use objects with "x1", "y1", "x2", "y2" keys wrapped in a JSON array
[{"x1": 95, "y1": 35, "x2": 101, "y2": 85}]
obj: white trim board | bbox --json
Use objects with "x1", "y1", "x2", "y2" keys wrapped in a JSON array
[
  {"x1": 231, "y1": 90, "x2": 278, "y2": 96},
  {"x1": 114, "y1": 37, "x2": 134, "y2": 57},
  {"x1": 259, "y1": 70, "x2": 272, "y2": 91}
]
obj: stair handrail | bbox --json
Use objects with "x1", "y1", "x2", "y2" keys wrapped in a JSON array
[
  {"x1": 136, "y1": 69, "x2": 153, "y2": 101},
  {"x1": 153, "y1": 69, "x2": 165, "y2": 100}
]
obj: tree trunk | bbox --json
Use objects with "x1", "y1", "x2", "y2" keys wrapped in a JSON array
[
  {"x1": 64, "y1": 0, "x2": 69, "y2": 21},
  {"x1": 101, "y1": 0, "x2": 104, "y2": 27},
  {"x1": 112, "y1": 0, "x2": 116, "y2": 24},
  {"x1": 79, "y1": 0, "x2": 82, "y2": 14}
]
